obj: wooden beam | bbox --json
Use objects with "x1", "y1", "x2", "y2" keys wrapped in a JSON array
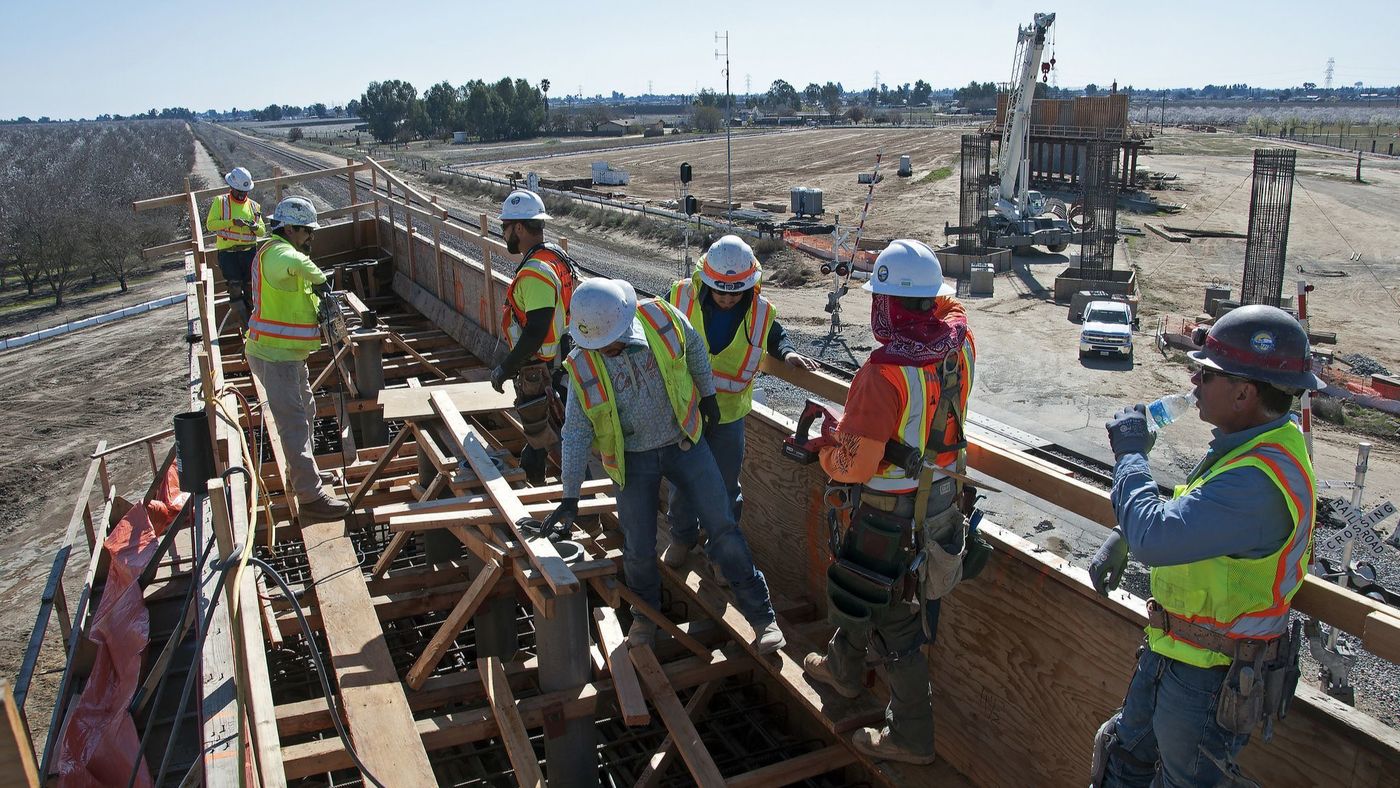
[
  {"x1": 634, "y1": 681, "x2": 718, "y2": 788},
  {"x1": 134, "y1": 161, "x2": 377, "y2": 212},
  {"x1": 430, "y1": 390, "x2": 579, "y2": 595},
  {"x1": 388, "y1": 496, "x2": 616, "y2": 533},
  {"x1": 724, "y1": 744, "x2": 856, "y2": 788},
  {"x1": 630, "y1": 646, "x2": 725, "y2": 787},
  {"x1": 407, "y1": 559, "x2": 505, "y2": 689},
  {"x1": 0, "y1": 680, "x2": 38, "y2": 788},
  {"x1": 479, "y1": 656, "x2": 545, "y2": 787},
  {"x1": 299, "y1": 517, "x2": 437, "y2": 787},
  {"x1": 378, "y1": 380, "x2": 515, "y2": 420},
  {"x1": 346, "y1": 426, "x2": 413, "y2": 511},
  {"x1": 370, "y1": 478, "x2": 615, "y2": 523},
  {"x1": 592, "y1": 576, "x2": 710, "y2": 660},
  {"x1": 594, "y1": 607, "x2": 651, "y2": 726}
]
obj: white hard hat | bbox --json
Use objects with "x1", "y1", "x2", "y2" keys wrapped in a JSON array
[
  {"x1": 862, "y1": 239, "x2": 953, "y2": 297},
  {"x1": 225, "y1": 167, "x2": 254, "y2": 192},
  {"x1": 569, "y1": 279, "x2": 638, "y2": 350},
  {"x1": 499, "y1": 189, "x2": 550, "y2": 221},
  {"x1": 698, "y1": 235, "x2": 761, "y2": 292},
  {"x1": 269, "y1": 197, "x2": 320, "y2": 229}
]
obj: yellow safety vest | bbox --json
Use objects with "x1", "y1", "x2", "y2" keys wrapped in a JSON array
[
  {"x1": 207, "y1": 193, "x2": 264, "y2": 250},
  {"x1": 865, "y1": 339, "x2": 976, "y2": 493},
  {"x1": 1148, "y1": 421, "x2": 1315, "y2": 669},
  {"x1": 565, "y1": 299, "x2": 702, "y2": 487},
  {"x1": 667, "y1": 276, "x2": 775, "y2": 424},
  {"x1": 247, "y1": 238, "x2": 322, "y2": 358}
]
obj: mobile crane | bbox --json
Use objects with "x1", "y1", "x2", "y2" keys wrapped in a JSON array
[{"x1": 988, "y1": 11, "x2": 1074, "y2": 254}]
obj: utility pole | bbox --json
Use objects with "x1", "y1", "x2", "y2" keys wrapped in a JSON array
[
  {"x1": 716, "y1": 31, "x2": 733, "y2": 228},
  {"x1": 1161, "y1": 94, "x2": 1166, "y2": 136}
]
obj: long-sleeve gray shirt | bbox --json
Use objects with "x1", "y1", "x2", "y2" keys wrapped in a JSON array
[
  {"x1": 561, "y1": 313, "x2": 715, "y2": 497},
  {"x1": 1111, "y1": 414, "x2": 1295, "y2": 566}
]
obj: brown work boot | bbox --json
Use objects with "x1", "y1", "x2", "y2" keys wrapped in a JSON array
[
  {"x1": 299, "y1": 494, "x2": 350, "y2": 523},
  {"x1": 801, "y1": 652, "x2": 860, "y2": 699},
  {"x1": 659, "y1": 541, "x2": 691, "y2": 568},
  {"x1": 626, "y1": 618, "x2": 657, "y2": 648},
  {"x1": 851, "y1": 727, "x2": 936, "y2": 765}
]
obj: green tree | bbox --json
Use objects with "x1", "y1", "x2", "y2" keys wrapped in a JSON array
[
  {"x1": 506, "y1": 78, "x2": 545, "y2": 139},
  {"x1": 846, "y1": 106, "x2": 865, "y2": 124},
  {"x1": 766, "y1": 79, "x2": 799, "y2": 111},
  {"x1": 359, "y1": 79, "x2": 418, "y2": 143},
  {"x1": 308, "y1": 103, "x2": 328, "y2": 118},
  {"x1": 820, "y1": 82, "x2": 843, "y2": 115},
  {"x1": 803, "y1": 83, "x2": 822, "y2": 109},
  {"x1": 912, "y1": 79, "x2": 932, "y2": 105},
  {"x1": 424, "y1": 80, "x2": 462, "y2": 136},
  {"x1": 693, "y1": 105, "x2": 723, "y2": 132}
]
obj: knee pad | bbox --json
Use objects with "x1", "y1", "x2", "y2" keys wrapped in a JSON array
[{"x1": 1089, "y1": 713, "x2": 1120, "y2": 788}]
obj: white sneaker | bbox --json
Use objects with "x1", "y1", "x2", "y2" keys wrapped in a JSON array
[
  {"x1": 753, "y1": 620, "x2": 786, "y2": 655},
  {"x1": 660, "y1": 541, "x2": 692, "y2": 568}
]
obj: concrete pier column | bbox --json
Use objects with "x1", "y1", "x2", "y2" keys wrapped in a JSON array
[
  {"x1": 350, "y1": 329, "x2": 388, "y2": 447},
  {"x1": 535, "y1": 589, "x2": 597, "y2": 784}
]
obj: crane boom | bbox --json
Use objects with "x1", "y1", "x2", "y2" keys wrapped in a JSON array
[{"x1": 995, "y1": 11, "x2": 1055, "y2": 221}]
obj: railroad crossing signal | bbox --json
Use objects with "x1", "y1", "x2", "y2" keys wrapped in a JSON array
[{"x1": 1316, "y1": 499, "x2": 1397, "y2": 557}]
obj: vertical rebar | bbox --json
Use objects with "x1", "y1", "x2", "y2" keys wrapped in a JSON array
[
  {"x1": 1077, "y1": 138, "x2": 1120, "y2": 280},
  {"x1": 1241, "y1": 149, "x2": 1296, "y2": 307}
]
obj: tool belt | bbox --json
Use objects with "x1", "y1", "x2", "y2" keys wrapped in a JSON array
[
  {"x1": 513, "y1": 361, "x2": 563, "y2": 450},
  {"x1": 1146, "y1": 600, "x2": 1279, "y2": 663},
  {"x1": 1147, "y1": 600, "x2": 1302, "y2": 739}
]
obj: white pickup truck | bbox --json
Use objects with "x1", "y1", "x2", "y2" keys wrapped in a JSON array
[{"x1": 1079, "y1": 300, "x2": 1135, "y2": 360}]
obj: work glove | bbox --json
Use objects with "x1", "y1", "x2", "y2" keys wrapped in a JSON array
[
  {"x1": 541, "y1": 497, "x2": 579, "y2": 535},
  {"x1": 314, "y1": 286, "x2": 337, "y2": 325},
  {"x1": 699, "y1": 394, "x2": 721, "y2": 436},
  {"x1": 490, "y1": 365, "x2": 509, "y2": 394},
  {"x1": 1089, "y1": 528, "x2": 1129, "y2": 596},
  {"x1": 1105, "y1": 404, "x2": 1155, "y2": 459}
]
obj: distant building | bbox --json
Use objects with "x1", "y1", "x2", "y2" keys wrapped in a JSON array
[{"x1": 598, "y1": 118, "x2": 651, "y2": 136}]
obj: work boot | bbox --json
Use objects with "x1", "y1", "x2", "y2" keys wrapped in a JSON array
[
  {"x1": 802, "y1": 652, "x2": 860, "y2": 699},
  {"x1": 318, "y1": 469, "x2": 339, "y2": 485},
  {"x1": 851, "y1": 727, "x2": 936, "y2": 766},
  {"x1": 626, "y1": 618, "x2": 657, "y2": 649},
  {"x1": 299, "y1": 494, "x2": 350, "y2": 524},
  {"x1": 753, "y1": 620, "x2": 786, "y2": 655},
  {"x1": 660, "y1": 541, "x2": 691, "y2": 568}
]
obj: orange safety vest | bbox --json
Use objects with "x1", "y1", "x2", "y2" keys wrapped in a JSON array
[
  {"x1": 500, "y1": 245, "x2": 576, "y2": 363},
  {"x1": 865, "y1": 338, "x2": 976, "y2": 493}
]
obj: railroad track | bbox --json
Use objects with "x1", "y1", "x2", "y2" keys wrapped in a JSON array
[{"x1": 212, "y1": 125, "x2": 1135, "y2": 488}]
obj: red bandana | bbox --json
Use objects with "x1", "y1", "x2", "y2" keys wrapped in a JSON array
[{"x1": 869, "y1": 294, "x2": 967, "y2": 366}]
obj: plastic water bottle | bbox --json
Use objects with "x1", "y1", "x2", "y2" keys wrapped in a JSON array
[{"x1": 1146, "y1": 392, "x2": 1197, "y2": 431}]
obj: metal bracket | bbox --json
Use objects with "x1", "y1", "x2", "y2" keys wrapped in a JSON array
[{"x1": 1303, "y1": 616, "x2": 1357, "y2": 706}]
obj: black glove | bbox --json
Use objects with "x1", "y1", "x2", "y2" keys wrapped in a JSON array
[
  {"x1": 1105, "y1": 404, "x2": 1155, "y2": 458},
  {"x1": 1089, "y1": 528, "x2": 1129, "y2": 596},
  {"x1": 314, "y1": 283, "x2": 336, "y2": 324},
  {"x1": 490, "y1": 365, "x2": 509, "y2": 394},
  {"x1": 541, "y1": 497, "x2": 578, "y2": 535},
  {"x1": 699, "y1": 394, "x2": 721, "y2": 436}
]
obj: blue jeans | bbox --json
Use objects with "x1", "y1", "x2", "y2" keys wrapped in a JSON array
[
  {"x1": 667, "y1": 418, "x2": 745, "y2": 545},
  {"x1": 616, "y1": 438, "x2": 775, "y2": 626},
  {"x1": 1104, "y1": 647, "x2": 1251, "y2": 787}
]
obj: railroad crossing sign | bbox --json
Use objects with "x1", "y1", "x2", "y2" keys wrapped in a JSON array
[{"x1": 1317, "y1": 499, "x2": 1397, "y2": 557}]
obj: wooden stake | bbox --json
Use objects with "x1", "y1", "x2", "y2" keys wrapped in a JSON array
[
  {"x1": 593, "y1": 607, "x2": 650, "y2": 726},
  {"x1": 478, "y1": 655, "x2": 545, "y2": 787}
]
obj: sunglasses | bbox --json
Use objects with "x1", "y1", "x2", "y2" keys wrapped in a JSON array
[{"x1": 1189, "y1": 364, "x2": 1244, "y2": 384}]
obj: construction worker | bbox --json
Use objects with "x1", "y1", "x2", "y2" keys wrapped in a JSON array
[
  {"x1": 245, "y1": 197, "x2": 348, "y2": 523},
  {"x1": 661, "y1": 234, "x2": 817, "y2": 569},
  {"x1": 543, "y1": 278, "x2": 785, "y2": 654},
  {"x1": 801, "y1": 239, "x2": 975, "y2": 765},
  {"x1": 1088, "y1": 304, "x2": 1321, "y2": 787},
  {"x1": 206, "y1": 166, "x2": 265, "y2": 329},
  {"x1": 490, "y1": 189, "x2": 577, "y2": 483}
]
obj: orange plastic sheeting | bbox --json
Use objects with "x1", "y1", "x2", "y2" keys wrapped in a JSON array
[
  {"x1": 783, "y1": 230, "x2": 880, "y2": 272},
  {"x1": 56, "y1": 465, "x2": 188, "y2": 787}
]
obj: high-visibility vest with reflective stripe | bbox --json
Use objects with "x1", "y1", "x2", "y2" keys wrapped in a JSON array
[
  {"x1": 565, "y1": 299, "x2": 702, "y2": 487},
  {"x1": 209, "y1": 193, "x2": 262, "y2": 250},
  {"x1": 667, "y1": 277, "x2": 775, "y2": 424},
  {"x1": 501, "y1": 246, "x2": 573, "y2": 363},
  {"x1": 247, "y1": 238, "x2": 322, "y2": 357},
  {"x1": 865, "y1": 338, "x2": 976, "y2": 493},
  {"x1": 1148, "y1": 421, "x2": 1315, "y2": 669}
]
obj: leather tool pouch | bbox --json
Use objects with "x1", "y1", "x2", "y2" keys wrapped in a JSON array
[
  {"x1": 1216, "y1": 653, "x2": 1268, "y2": 735},
  {"x1": 917, "y1": 506, "x2": 967, "y2": 601},
  {"x1": 514, "y1": 363, "x2": 558, "y2": 449},
  {"x1": 827, "y1": 505, "x2": 908, "y2": 629}
]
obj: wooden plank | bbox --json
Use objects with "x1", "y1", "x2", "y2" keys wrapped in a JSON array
[
  {"x1": 594, "y1": 607, "x2": 651, "y2": 726},
  {"x1": 371, "y1": 478, "x2": 615, "y2": 523},
  {"x1": 0, "y1": 680, "x2": 38, "y2": 788},
  {"x1": 430, "y1": 390, "x2": 579, "y2": 594},
  {"x1": 630, "y1": 646, "x2": 725, "y2": 787},
  {"x1": 725, "y1": 744, "x2": 856, "y2": 788},
  {"x1": 378, "y1": 380, "x2": 516, "y2": 420},
  {"x1": 300, "y1": 517, "x2": 437, "y2": 786},
  {"x1": 389, "y1": 496, "x2": 616, "y2": 533},
  {"x1": 1363, "y1": 611, "x2": 1400, "y2": 660},
  {"x1": 134, "y1": 162, "x2": 376, "y2": 212},
  {"x1": 407, "y1": 559, "x2": 505, "y2": 689},
  {"x1": 592, "y1": 576, "x2": 711, "y2": 660},
  {"x1": 635, "y1": 681, "x2": 718, "y2": 788},
  {"x1": 478, "y1": 656, "x2": 545, "y2": 787},
  {"x1": 239, "y1": 573, "x2": 287, "y2": 788}
]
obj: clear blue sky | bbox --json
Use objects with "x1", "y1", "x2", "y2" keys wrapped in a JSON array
[{"x1": 3, "y1": 0, "x2": 1395, "y2": 119}]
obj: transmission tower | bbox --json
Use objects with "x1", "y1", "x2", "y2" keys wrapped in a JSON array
[
  {"x1": 648, "y1": 80, "x2": 653, "y2": 96},
  {"x1": 1325, "y1": 58, "x2": 1335, "y2": 90},
  {"x1": 745, "y1": 73, "x2": 751, "y2": 99},
  {"x1": 873, "y1": 71, "x2": 880, "y2": 98}
]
